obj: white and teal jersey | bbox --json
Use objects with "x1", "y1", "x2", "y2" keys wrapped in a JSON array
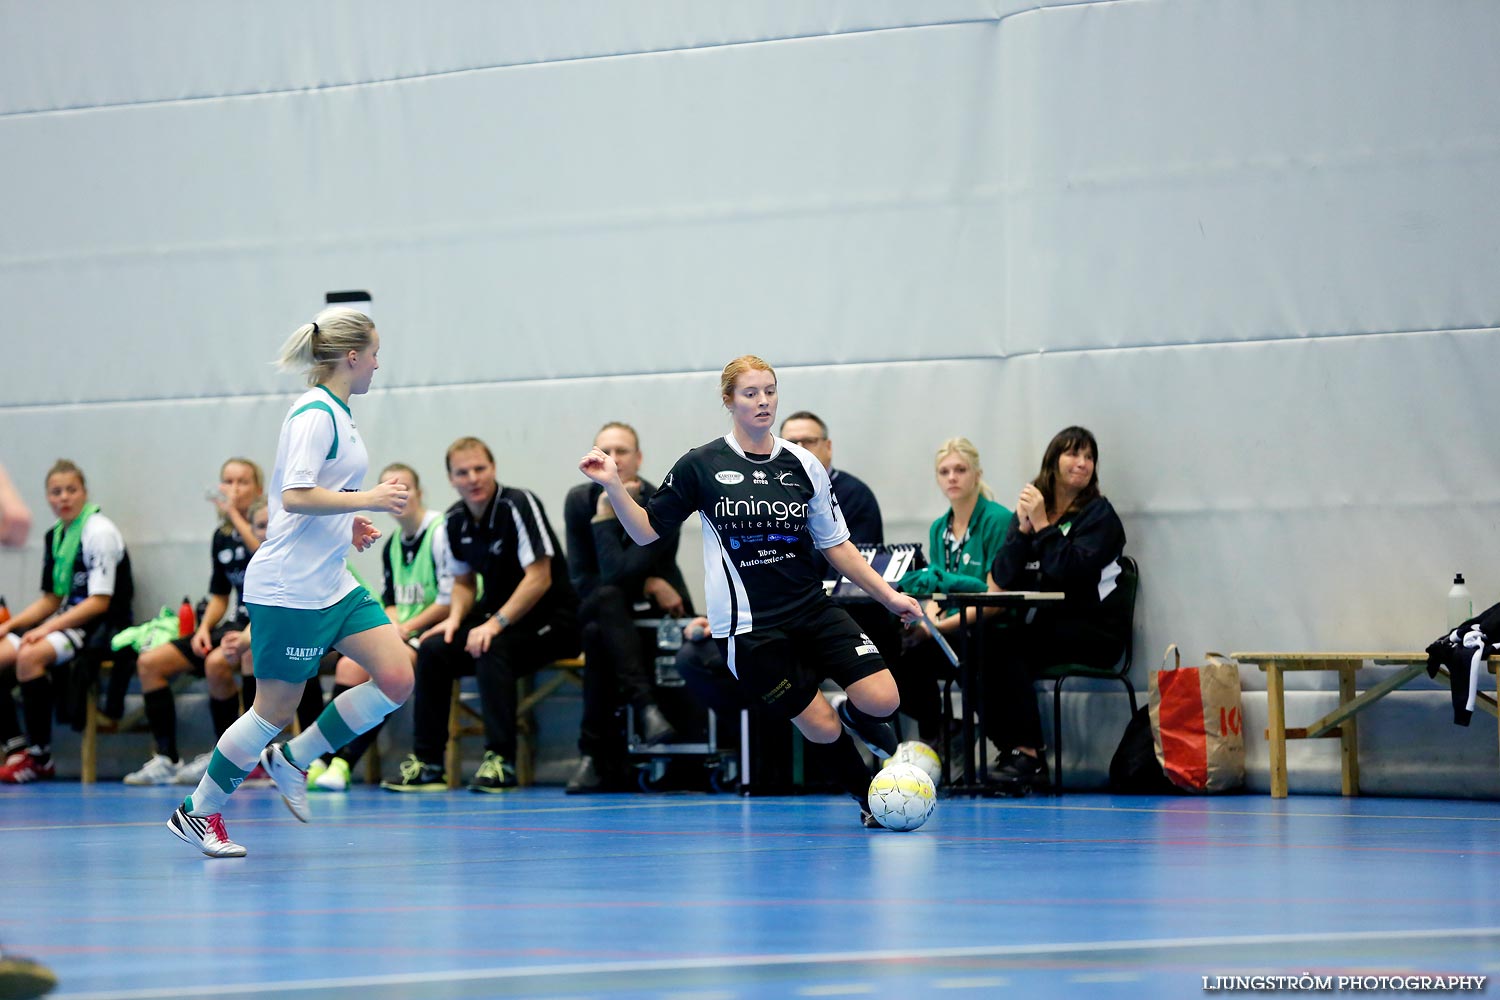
[{"x1": 243, "y1": 385, "x2": 368, "y2": 610}]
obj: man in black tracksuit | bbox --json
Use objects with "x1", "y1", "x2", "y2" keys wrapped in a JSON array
[
  {"x1": 562, "y1": 422, "x2": 694, "y2": 793},
  {"x1": 383, "y1": 437, "x2": 579, "y2": 793}
]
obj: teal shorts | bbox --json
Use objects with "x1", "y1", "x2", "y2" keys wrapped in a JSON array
[{"x1": 246, "y1": 589, "x2": 391, "y2": 683}]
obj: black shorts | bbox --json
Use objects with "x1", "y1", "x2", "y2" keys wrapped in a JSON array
[
  {"x1": 715, "y1": 600, "x2": 889, "y2": 721},
  {"x1": 167, "y1": 621, "x2": 246, "y2": 675}
]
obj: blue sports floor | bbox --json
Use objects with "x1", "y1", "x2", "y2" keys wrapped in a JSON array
[{"x1": 3, "y1": 784, "x2": 1498, "y2": 999}]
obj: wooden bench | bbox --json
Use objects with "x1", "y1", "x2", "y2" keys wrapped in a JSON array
[
  {"x1": 82, "y1": 657, "x2": 384, "y2": 785},
  {"x1": 1231, "y1": 651, "x2": 1500, "y2": 798},
  {"x1": 446, "y1": 656, "x2": 585, "y2": 788}
]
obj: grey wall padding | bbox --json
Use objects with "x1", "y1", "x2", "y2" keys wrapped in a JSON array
[{"x1": 3, "y1": 0, "x2": 1498, "y2": 794}]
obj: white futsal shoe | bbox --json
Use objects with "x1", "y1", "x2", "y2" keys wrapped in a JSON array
[
  {"x1": 168, "y1": 805, "x2": 247, "y2": 858},
  {"x1": 259, "y1": 743, "x2": 311, "y2": 822},
  {"x1": 124, "y1": 754, "x2": 180, "y2": 786},
  {"x1": 173, "y1": 751, "x2": 214, "y2": 786}
]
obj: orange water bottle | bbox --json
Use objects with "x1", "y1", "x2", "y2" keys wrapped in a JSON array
[{"x1": 178, "y1": 596, "x2": 195, "y2": 637}]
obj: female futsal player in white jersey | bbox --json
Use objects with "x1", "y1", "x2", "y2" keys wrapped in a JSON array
[
  {"x1": 580, "y1": 355, "x2": 923, "y2": 827},
  {"x1": 169, "y1": 307, "x2": 414, "y2": 858}
]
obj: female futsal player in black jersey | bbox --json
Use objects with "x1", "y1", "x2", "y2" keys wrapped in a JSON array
[{"x1": 580, "y1": 355, "x2": 922, "y2": 827}]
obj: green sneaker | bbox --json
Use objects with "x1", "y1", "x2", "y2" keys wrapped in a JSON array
[
  {"x1": 305, "y1": 757, "x2": 329, "y2": 788},
  {"x1": 313, "y1": 756, "x2": 351, "y2": 792},
  {"x1": 380, "y1": 754, "x2": 448, "y2": 793},
  {"x1": 468, "y1": 751, "x2": 517, "y2": 793}
]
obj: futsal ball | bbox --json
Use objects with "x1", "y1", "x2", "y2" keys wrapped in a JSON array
[
  {"x1": 867, "y1": 762, "x2": 937, "y2": 832},
  {"x1": 882, "y1": 740, "x2": 942, "y2": 784}
]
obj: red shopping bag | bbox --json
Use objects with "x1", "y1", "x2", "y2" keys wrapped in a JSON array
[{"x1": 1149, "y1": 645, "x2": 1245, "y2": 793}]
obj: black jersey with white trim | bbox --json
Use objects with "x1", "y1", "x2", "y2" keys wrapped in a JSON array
[
  {"x1": 208, "y1": 529, "x2": 252, "y2": 624},
  {"x1": 645, "y1": 433, "x2": 849, "y2": 638},
  {"x1": 444, "y1": 485, "x2": 575, "y2": 622}
]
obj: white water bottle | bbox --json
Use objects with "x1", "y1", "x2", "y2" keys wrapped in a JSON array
[{"x1": 1447, "y1": 574, "x2": 1473, "y2": 629}]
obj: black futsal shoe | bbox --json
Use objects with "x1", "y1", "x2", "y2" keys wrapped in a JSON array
[{"x1": 989, "y1": 749, "x2": 1051, "y2": 796}]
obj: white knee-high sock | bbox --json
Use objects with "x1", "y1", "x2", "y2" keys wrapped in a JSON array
[
  {"x1": 186, "y1": 708, "x2": 282, "y2": 816},
  {"x1": 286, "y1": 682, "x2": 402, "y2": 767}
]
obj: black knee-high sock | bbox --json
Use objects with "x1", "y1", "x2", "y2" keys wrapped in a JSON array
[
  {"x1": 208, "y1": 695, "x2": 239, "y2": 739},
  {"x1": 0, "y1": 681, "x2": 22, "y2": 745},
  {"x1": 803, "y1": 730, "x2": 874, "y2": 802},
  {"x1": 841, "y1": 700, "x2": 898, "y2": 757},
  {"x1": 142, "y1": 688, "x2": 179, "y2": 762},
  {"x1": 240, "y1": 675, "x2": 257, "y2": 712},
  {"x1": 18, "y1": 677, "x2": 53, "y2": 758},
  {"x1": 296, "y1": 677, "x2": 324, "y2": 732},
  {"x1": 337, "y1": 719, "x2": 384, "y2": 770}
]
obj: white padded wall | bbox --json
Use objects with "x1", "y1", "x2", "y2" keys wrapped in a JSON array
[{"x1": 2, "y1": 0, "x2": 1497, "y2": 792}]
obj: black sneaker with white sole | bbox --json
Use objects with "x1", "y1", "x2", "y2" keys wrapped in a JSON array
[
  {"x1": 380, "y1": 754, "x2": 449, "y2": 792},
  {"x1": 989, "y1": 749, "x2": 1051, "y2": 796}
]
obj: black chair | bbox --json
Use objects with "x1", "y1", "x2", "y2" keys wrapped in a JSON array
[{"x1": 1036, "y1": 555, "x2": 1139, "y2": 791}]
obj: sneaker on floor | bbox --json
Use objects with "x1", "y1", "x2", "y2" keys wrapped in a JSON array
[
  {"x1": 636, "y1": 703, "x2": 676, "y2": 745},
  {"x1": 0, "y1": 751, "x2": 54, "y2": 785},
  {"x1": 2, "y1": 737, "x2": 28, "y2": 769},
  {"x1": 241, "y1": 763, "x2": 273, "y2": 787},
  {"x1": 468, "y1": 751, "x2": 517, "y2": 793},
  {"x1": 380, "y1": 754, "x2": 448, "y2": 792},
  {"x1": 989, "y1": 748, "x2": 1050, "y2": 795},
  {"x1": 565, "y1": 755, "x2": 604, "y2": 794},
  {"x1": 829, "y1": 693, "x2": 896, "y2": 760},
  {"x1": 313, "y1": 756, "x2": 351, "y2": 792},
  {"x1": 305, "y1": 757, "x2": 329, "y2": 787},
  {"x1": 173, "y1": 751, "x2": 214, "y2": 786},
  {"x1": 123, "y1": 753, "x2": 180, "y2": 786},
  {"x1": 0, "y1": 950, "x2": 59, "y2": 999},
  {"x1": 167, "y1": 804, "x2": 247, "y2": 859},
  {"x1": 259, "y1": 743, "x2": 310, "y2": 822}
]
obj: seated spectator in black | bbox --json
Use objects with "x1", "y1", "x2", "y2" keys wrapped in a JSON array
[
  {"x1": 0, "y1": 460, "x2": 134, "y2": 784},
  {"x1": 123, "y1": 458, "x2": 264, "y2": 787},
  {"x1": 891, "y1": 438, "x2": 1012, "y2": 749},
  {"x1": 780, "y1": 410, "x2": 902, "y2": 674},
  {"x1": 383, "y1": 437, "x2": 580, "y2": 793},
  {"x1": 563, "y1": 422, "x2": 694, "y2": 794},
  {"x1": 779, "y1": 411, "x2": 883, "y2": 557},
  {"x1": 673, "y1": 615, "x2": 744, "y2": 716},
  {"x1": 986, "y1": 426, "x2": 1129, "y2": 793}
]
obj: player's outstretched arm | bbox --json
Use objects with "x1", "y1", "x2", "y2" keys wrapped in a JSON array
[
  {"x1": 579, "y1": 448, "x2": 659, "y2": 546},
  {"x1": 822, "y1": 540, "x2": 922, "y2": 624}
]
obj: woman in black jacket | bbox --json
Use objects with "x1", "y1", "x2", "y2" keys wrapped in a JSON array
[{"x1": 987, "y1": 426, "x2": 1128, "y2": 793}]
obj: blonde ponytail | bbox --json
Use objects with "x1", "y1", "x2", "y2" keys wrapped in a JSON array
[{"x1": 275, "y1": 307, "x2": 375, "y2": 387}]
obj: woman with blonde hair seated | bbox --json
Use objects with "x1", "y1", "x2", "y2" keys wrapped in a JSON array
[{"x1": 892, "y1": 438, "x2": 1012, "y2": 750}]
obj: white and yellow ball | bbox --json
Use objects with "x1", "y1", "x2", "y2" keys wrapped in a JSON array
[
  {"x1": 882, "y1": 740, "x2": 942, "y2": 784},
  {"x1": 867, "y1": 762, "x2": 937, "y2": 831}
]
